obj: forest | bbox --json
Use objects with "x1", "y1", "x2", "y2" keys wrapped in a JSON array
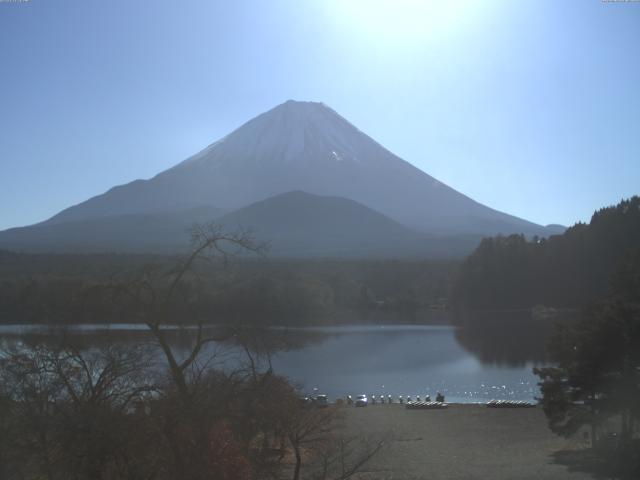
[
  {"x1": 452, "y1": 196, "x2": 640, "y2": 311},
  {"x1": 0, "y1": 245, "x2": 453, "y2": 326},
  {"x1": 534, "y1": 247, "x2": 640, "y2": 478}
]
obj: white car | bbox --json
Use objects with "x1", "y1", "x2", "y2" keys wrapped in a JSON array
[{"x1": 355, "y1": 394, "x2": 368, "y2": 407}]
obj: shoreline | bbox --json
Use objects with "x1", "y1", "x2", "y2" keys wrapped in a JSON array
[{"x1": 0, "y1": 321, "x2": 455, "y2": 334}]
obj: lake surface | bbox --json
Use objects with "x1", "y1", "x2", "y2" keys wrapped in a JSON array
[{"x1": 0, "y1": 323, "x2": 543, "y2": 403}]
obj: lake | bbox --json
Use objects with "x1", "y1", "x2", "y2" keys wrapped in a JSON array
[{"x1": 0, "y1": 323, "x2": 543, "y2": 403}]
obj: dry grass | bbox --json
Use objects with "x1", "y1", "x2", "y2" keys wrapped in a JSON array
[{"x1": 343, "y1": 404, "x2": 594, "y2": 480}]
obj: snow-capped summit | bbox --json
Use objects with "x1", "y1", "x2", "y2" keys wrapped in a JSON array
[
  {"x1": 175, "y1": 100, "x2": 380, "y2": 170},
  {"x1": 41, "y1": 100, "x2": 549, "y2": 237}
]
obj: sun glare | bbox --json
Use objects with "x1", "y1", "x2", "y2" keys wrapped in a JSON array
[{"x1": 333, "y1": 0, "x2": 481, "y2": 46}]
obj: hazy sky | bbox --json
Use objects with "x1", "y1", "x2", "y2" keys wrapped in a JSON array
[{"x1": 1, "y1": 0, "x2": 638, "y2": 230}]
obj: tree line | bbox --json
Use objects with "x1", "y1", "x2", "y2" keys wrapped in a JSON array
[
  {"x1": 535, "y1": 249, "x2": 640, "y2": 478},
  {"x1": 0, "y1": 251, "x2": 454, "y2": 326},
  {"x1": 452, "y1": 196, "x2": 640, "y2": 310}
]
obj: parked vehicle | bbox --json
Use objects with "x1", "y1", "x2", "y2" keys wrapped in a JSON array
[{"x1": 314, "y1": 395, "x2": 329, "y2": 408}]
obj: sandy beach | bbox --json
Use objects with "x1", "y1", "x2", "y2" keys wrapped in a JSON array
[{"x1": 344, "y1": 404, "x2": 593, "y2": 480}]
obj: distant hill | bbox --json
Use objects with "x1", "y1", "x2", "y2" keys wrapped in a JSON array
[
  {"x1": 0, "y1": 191, "x2": 482, "y2": 258},
  {"x1": 542, "y1": 224, "x2": 566, "y2": 236},
  {"x1": 217, "y1": 191, "x2": 422, "y2": 256}
]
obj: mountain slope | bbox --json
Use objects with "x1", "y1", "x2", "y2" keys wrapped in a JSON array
[
  {"x1": 0, "y1": 206, "x2": 225, "y2": 254},
  {"x1": 216, "y1": 191, "x2": 428, "y2": 257},
  {"x1": 43, "y1": 100, "x2": 554, "y2": 237},
  {"x1": 0, "y1": 191, "x2": 485, "y2": 258}
]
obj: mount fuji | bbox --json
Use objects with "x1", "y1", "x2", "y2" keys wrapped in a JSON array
[{"x1": 0, "y1": 100, "x2": 561, "y2": 257}]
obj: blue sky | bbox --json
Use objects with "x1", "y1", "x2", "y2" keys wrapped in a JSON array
[{"x1": 0, "y1": 0, "x2": 638, "y2": 230}]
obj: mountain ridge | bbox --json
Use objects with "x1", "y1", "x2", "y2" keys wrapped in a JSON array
[
  {"x1": 1, "y1": 100, "x2": 564, "y2": 257},
  {"x1": 41, "y1": 100, "x2": 553, "y2": 237}
]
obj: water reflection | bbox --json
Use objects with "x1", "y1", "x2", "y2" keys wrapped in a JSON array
[
  {"x1": 267, "y1": 325, "x2": 541, "y2": 402},
  {"x1": 452, "y1": 309, "x2": 579, "y2": 366},
  {"x1": 0, "y1": 322, "x2": 546, "y2": 403}
]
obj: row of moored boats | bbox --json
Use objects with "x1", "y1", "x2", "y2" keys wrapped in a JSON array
[
  {"x1": 405, "y1": 401, "x2": 449, "y2": 410},
  {"x1": 486, "y1": 399, "x2": 535, "y2": 408}
]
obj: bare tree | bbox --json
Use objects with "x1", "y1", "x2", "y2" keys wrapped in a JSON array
[
  {"x1": 93, "y1": 223, "x2": 270, "y2": 479},
  {"x1": 287, "y1": 406, "x2": 340, "y2": 480},
  {"x1": 0, "y1": 223, "x2": 387, "y2": 480},
  {"x1": 0, "y1": 340, "x2": 157, "y2": 480},
  {"x1": 310, "y1": 433, "x2": 386, "y2": 480},
  {"x1": 285, "y1": 404, "x2": 386, "y2": 480},
  {"x1": 103, "y1": 223, "x2": 265, "y2": 400}
]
